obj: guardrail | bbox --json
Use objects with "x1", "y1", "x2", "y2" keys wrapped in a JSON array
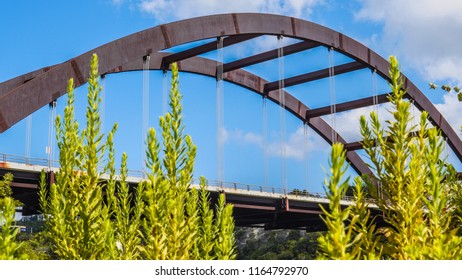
[
  {"x1": 1, "y1": 152, "x2": 367, "y2": 202},
  {"x1": 194, "y1": 178, "x2": 330, "y2": 199},
  {"x1": 0, "y1": 153, "x2": 60, "y2": 168}
]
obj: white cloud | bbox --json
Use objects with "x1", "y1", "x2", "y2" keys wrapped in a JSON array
[
  {"x1": 435, "y1": 92, "x2": 462, "y2": 133},
  {"x1": 275, "y1": 126, "x2": 326, "y2": 160},
  {"x1": 223, "y1": 125, "x2": 326, "y2": 161},
  {"x1": 136, "y1": 0, "x2": 325, "y2": 22},
  {"x1": 322, "y1": 104, "x2": 392, "y2": 142},
  {"x1": 224, "y1": 129, "x2": 263, "y2": 146},
  {"x1": 327, "y1": 102, "x2": 434, "y2": 142},
  {"x1": 354, "y1": 0, "x2": 462, "y2": 140},
  {"x1": 331, "y1": 98, "x2": 462, "y2": 145},
  {"x1": 355, "y1": 0, "x2": 462, "y2": 84}
]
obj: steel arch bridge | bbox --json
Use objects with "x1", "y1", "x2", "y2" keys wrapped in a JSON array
[
  {"x1": 1, "y1": 13, "x2": 461, "y2": 177},
  {"x1": 0, "y1": 13, "x2": 460, "y2": 229}
]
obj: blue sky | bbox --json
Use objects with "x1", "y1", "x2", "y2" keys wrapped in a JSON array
[{"x1": 1, "y1": 0, "x2": 462, "y2": 193}]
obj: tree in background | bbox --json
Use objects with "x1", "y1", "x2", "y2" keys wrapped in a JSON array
[
  {"x1": 39, "y1": 54, "x2": 236, "y2": 260},
  {"x1": 236, "y1": 228, "x2": 319, "y2": 260},
  {"x1": 318, "y1": 56, "x2": 462, "y2": 259}
]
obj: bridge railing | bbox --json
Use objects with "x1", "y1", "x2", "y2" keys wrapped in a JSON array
[
  {"x1": 0, "y1": 153, "x2": 60, "y2": 168},
  {"x1": 195, "y1": 178, "x2": 332, "y2": 200},
  {"x1": 195, "y1": 179, "x2": 371, "y2": 203},
  {"x1": 0, "y1": 152, "x2": 145, "y2": 177},
  {"x1": 1, "y1": 152, "x2": 366, "y2": 202}
]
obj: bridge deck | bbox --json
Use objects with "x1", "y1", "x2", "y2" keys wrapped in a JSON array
[{"x1": 0, "y1": 153, "x2": 378, "y2": 231}]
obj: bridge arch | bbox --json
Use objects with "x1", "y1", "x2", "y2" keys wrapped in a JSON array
[{"x1": 1, "y1": 13, "x2": 461, "y2": 178}]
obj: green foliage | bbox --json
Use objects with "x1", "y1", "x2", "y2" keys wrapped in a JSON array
[
  {"x1": 319, "y1": 55, "x2": 462, "y2": 260},
  {"x1": 349, "y1": 178, "x2": 381, "y2": 259},
  {"x1": 39, "y1": 55, "x2": 236, "y2": 260},
  {"x1": 140, "y1": 62, "x2": 236, "y2": 260},
  {"x1": 317, "y1": 144, "x2": 380, "y2": 260},
  {"x1": 317, "y1": 143, "x2": 358, "y2": 259},
  {"x1": 0, "y1": 173, "x2": 13, "y2": 199},
  {"x1": 39, "y1": 54, "x2": 119, "y2": 259},
  {"x1": 0, "y1": 173, "x2": 25, "y2": 259},
  {"x1": 213, "y1": 193, "x2": 236, "y2": 259},
  {"x1": 15, "y1": 232, "x2": 53, "y2": 260}
]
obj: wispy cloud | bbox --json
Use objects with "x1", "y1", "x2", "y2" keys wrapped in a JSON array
[
  {"x1": 134, "y1": 0, "x2": 325, "y2": 22},
  {"x1": 355, "y1": 0, "x2": 462, "y2": 84},
  {"x1": 330, "y1": 101, "x2": 438, "y2": 143},
  {"x1": 110, "y1": 0, "x2": 125, "y2": 5},
  {"x1": 435, "y1": 92, "x2": 462, "y2": 134},
  {"x1": 224, "y1": 125, "x2": 326, "y2": 161},
  {"x1": 328, "y1": 103, "x2": 394, "y2": 142}
]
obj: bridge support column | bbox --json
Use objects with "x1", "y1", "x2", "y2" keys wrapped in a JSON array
[
  {"x1": 47, "y1": 170, "x2": 55, "y2": 186},
  {"x1": 282, "y1": 197, "x2": 289, "y2": 211}
]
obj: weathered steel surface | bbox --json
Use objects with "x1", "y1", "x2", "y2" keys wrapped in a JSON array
[
  {"x1": 1, "y1": 13, "x2": 460, "y2": 166},
  {"x1": 306, "y1": 92, "x2": 392, "y2": 119},
  {"x1": 264, "y1": 61, "x2": 366, "y2": 92},
  {"x1": 161, "y1": 34, "x2": 260, "y2": 69},
  {"x1": 223, "y1": 40, "x2": 320, "y2": 72},
  {"x1": 0, "y1": 64, "x2": 58, "y2": 97}
]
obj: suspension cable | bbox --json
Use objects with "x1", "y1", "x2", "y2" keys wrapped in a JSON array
[
  {"x1": 372, "y1": 69, "x2": 378, "y2": 113},
  {"x1": 25, "y1": 115, "x2": 32, "y2": 162},
  {"x1": 304, "y1": 122, "x2": 309, "y2": 192},
  {"x1": 142, "y1": 54, "x2": 150, "y2": 175},
  {"x1": 262, "y1": 96, "x2": 269, "y2": 187},
  {"x1": 216, "y1": 36, "x2": 224, "y2": 182},
  {"x1": 278, "y1": 35, "x2": 287, "y2": 188},
  {"x1": 47, "y1": 100, "x2": 57, "y2": 169},
  {"x1": 328, "y1": 47, "x2": 337, "y2": 143}
]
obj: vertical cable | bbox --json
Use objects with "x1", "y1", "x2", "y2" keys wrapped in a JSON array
[
  {"x1": 162, "y1": 69, "x2": 168, "y2": 115},
  {"x1": 216, "y1": 37, "x2": 224, "y2": 182},
  {"x1": 372, "y1": 69, "x2": 378, "y2": 113},
  {"x1": 47, "y1": 100, "x2": 57, "y2": 169},
  {"x1": 25, "y1": 115, "x2": 32, "y2": 161},
  {"x1": 100, "y1": 75, "x2": 106, "y2": 135},
  {"x1": 278, "y1": 35, "x2": 287, "y2": 188},
  {"x1": 444, "y1": 137, "x2": 450, "y2": 161},
  {"x1": 328, "y1": 48, "x2": 337, "y2": 143},
  {"x1": 409, "y1": 99, "x2": 417, "y2": 131},
  {"x1": 371, "y1": 70, "x2": 381, "y2": 201},
  {"x1": 142, "y1": 55, "x2": 150, "y2": 175},
  {"x1": 304, "y1": 122, "x2": 309, "y2": 193},
  {"x1": 262, "y1": 96, "x2": 269, "y2": 186}
]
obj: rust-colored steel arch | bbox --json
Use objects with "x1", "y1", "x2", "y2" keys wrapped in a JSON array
[
  {"x1": 0, "y1": 51, "x2": 372, "y2": 176},
  {"x1": 1, "y1": 13, "x2": 461, "y2": 168}
]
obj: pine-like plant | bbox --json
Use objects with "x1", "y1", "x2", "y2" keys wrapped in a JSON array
[
  {"x1": 318, "y1": 56, "x2": 462, "y2": 259},
  {"x1": 360, "y1": 56, "x2": 462, "y2": 259},
  {"x1": 140, "y1": 62, "x2": 236, "y2": 260},
  {"x1": 39, "y1": 54, "x2": 121, "y2": 259},
  {"x1": 317, "y1": 144, "x2": 380, "y2": 260},
  {"x1": 0, "y1": 173, "x2": 25, "y2": 260},
  {"x1": 317, "y1": 143, "x2": 358, "y2": 260},
  {"x1": 39, "y1": 55, "x2": 236, "y2": 260}
]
